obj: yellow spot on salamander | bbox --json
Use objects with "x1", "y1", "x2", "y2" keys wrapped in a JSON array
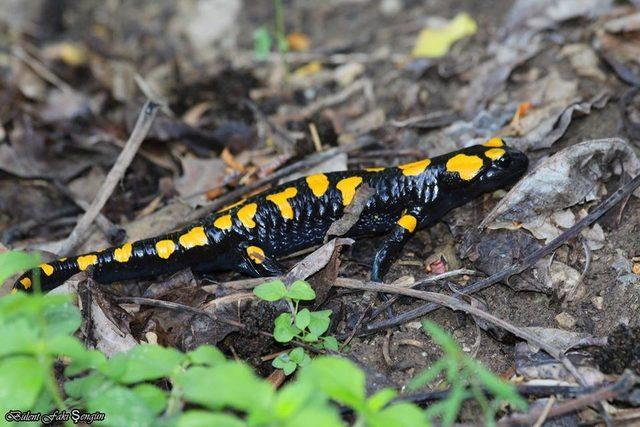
[
  {"x1": 336, "y1": 176, "x2": 363, "y2": 206},
  {"x1": 214, "y1": 214, "x2": 233, "y2": 230},
  {"x1": 397, "y1": 214, "x2": 418, "y2": 232},
  {"x1": 77, "y1": 254, "x2": 98, "y2": 271},
  {"x1": 266, "y1": 187, "x2": 298, "y2": 219},
  {"x1": 398, "y1": 159, "x2": 431, "y2": 176},
  {"x1": 237, "y1": 203, "x2": 258, "y2": 228},
  {"x1": 365, "y1": 167, "x2": 385, "y2": 172},
  {"x1": 156, "y1": 240, "x2": 176, "y2": 259},
  {"x1": 19, "y1": 277, "x2": 32, "y2": 290},
  {"x1": 11, "y1": 288, "x2": 17, "y2": 295},
  {"x1": 113, "y1": 243, "x2": 133, "y2": 263},
  {"x1": 305, "y1": 173, "x2": 329, "y2": 197},
  {"x1": 40, "y1": 264, "x2": 54, "y2": 276},
  {"x1": 179, "y1": 226, "x2": 209, "y2": 249},
  {"x1": 485, "y1": 148, "x2": 506, "y2": 160},
  {"x1": 483, "y1": 137, "x2": 504, "y2": 148},
  {"x1": 247, "y1": 246, "x2": 265, "y2": 264},
  {"x1": 446, "y1": 154, "x2": 484, "y2": 181}
]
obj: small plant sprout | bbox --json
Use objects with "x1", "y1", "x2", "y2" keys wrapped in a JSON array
[
  {"x1": 409, "y1": 321, "x2": 528, "y2": 426},
  {"x1": 253, "y1": 279, "x2": 339, "y2": 374}
]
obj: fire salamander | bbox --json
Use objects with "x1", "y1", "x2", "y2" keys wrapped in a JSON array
[{"x1": 14, "y1": 138, "x2": 528, "y2": 293}]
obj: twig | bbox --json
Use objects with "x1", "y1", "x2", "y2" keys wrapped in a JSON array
[
  {"x1": 56, "y1": 101, "x2": 159, "y2": 256},
  {"x1": 340, "y1": 301, "x2": 374, "y2": 351},
  {"x1": 532, "y1": 396, "x2": 556, "y2": 427},
  {"x1": 365, "y1": 173, "x2": 640, "y2": 332},
  {"x1": 499, "y1": 371, "x2": 638, "y2": 426},
  {"x1": 178, "y1": 135, "x2": 377, "y2": 227},
  {"x1": 277, "y1": 79, "x2": 373, "y2": 122},
  {"x1": 335, "y1": 278, "x2": 568, "y2": 360},
  {"x1": 12, "y1": 45, "x2": 74, "y2": 93},
  {"x1": 368, "y1": 269, "x2": 477, "y2": 320},
  {"x1": 52, "y1": 181, "x2": 125, "y2": 244}
]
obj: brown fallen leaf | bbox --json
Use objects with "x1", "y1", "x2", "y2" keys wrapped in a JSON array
[
  {"x1": 175, "y1": 154, "x2": 227, "y2": 203},
  {"x1": 482, "y1": 138, "x2": 640, "y2": 241}
]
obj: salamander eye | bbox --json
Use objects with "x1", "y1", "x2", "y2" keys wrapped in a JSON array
[{"x1": 494, "y1": 154, "x2": 511, "y2": 169}]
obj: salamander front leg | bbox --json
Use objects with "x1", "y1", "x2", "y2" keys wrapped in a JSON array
[
  {"x1": 371, "y1": 211, "x2": 423, "y2": 315},
  {"x1": 371, "y1": 212, "x2": 422, "y2": 282},
  {"x1": 236, "y1": 243, "x2": 287, "y2": 278}
]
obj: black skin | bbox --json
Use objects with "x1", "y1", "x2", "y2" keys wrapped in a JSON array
[{"x1": 14, "y1": 142, "x2": 528, "y2": 292}]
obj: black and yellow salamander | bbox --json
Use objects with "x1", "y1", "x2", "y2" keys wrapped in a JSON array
[{"x1": 14, "y1": 138, "x2": 528, "y2": 293}]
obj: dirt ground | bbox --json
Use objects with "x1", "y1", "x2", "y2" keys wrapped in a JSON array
[{"x1": 2, "y1": 0, "x2": 640, "y2": 423}]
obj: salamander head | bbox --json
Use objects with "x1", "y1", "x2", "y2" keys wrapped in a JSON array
[{"x1": 438, "y1": 138, "x2": 528, "y2": 193}]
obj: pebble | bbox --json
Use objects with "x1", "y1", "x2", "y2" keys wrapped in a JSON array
[
  {"x1": 591, "y1": 296, "x2": 604, "y2": 310},
  {"x1": 380, "y1": 0, "x2": 402, "y2": 16},
  {"x1": 555, "y1": 312, "x2": 577, "y2": 329}
]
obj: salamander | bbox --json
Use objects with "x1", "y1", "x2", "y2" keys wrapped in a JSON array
[{"x1": 13, "y1": 137, "x2": 528, "y2": 293}]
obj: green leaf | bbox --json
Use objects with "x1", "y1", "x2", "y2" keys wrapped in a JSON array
[
  {"x1": 302, "y1": 332, "x2": 318, "y2": 342},
  {"x1": 299, "y1": 356, "x2": 365, "y2": 409},
  {"x1": 283, "y1": 404, "x2": 344, "y2": 427},
  {"x1": 99, "y1": 353, "x2": 129, "y2": 379},
  {"x1": 273, "y1": 357, "x2": 297, "y2": 375},
  {"x1": 65, "y1": 349, "x2": 107, "y2": 376},
  {"x1": 86, "y1": 385, "x2": 156, "y2": 427},
  {"x1": 178, "y1": 411, "x2": 245, "y2": 427},
  {"x1": 322, "y1": 336, "x2": 339, "y2": 352},
  {"x1": 187, "y1": 345, "x2": 225, "y2": 367},
  {"x1": 254, "y1": 280, "x2": 287, "y2": 302},
  {"x1": 441, "y1": 381, "x2": 466, "y2": 426},
  {"x1": 132, "y1": 384, "x2": 167, "y2": 416},
  {"x1": 253, "y1": 26, "x2": 272, "y2": 61},
  {"x1": 274, "y1": 313, "x2": 300, "y2": 343},
  {"x1": 176, "y1": 362, "x2": 274, "y2": 414},
  {"x1": 45, "y1": 335, "x2": 86, "y2": 359},
  {"x1": 0, "y1": 251, "x2": 40, "y2": 287},
  {"x1": 408, "y1": 359, "x2": 447, "y2": 390},
  {"x1": 42, "y1": 299, "x2": 81, "y2": 338},
  {"x1": 289, "y1": 347, "x2": 306, "y2": 364},
  {"x1": 467, "y1": 360, "x2": 527, "y2": 410},
  {"x1": 422, "y1": 321, "x2": 461, "y2": 356},
  {"x1": 0, "y1": 319, "x2": 39, "y2": 357},
  {"x1": 367, "y1": 388, "x2": 396, "y2": 411},
  {"x1": 286, "y1": 280, "x2": 316, "y2": 301},
  {"x1": 298, "y1": 352, "x2": 311, "y2": 367},
  {"x1": 64, "y1": 372, "x2": 112, "y2": 400},
  {"x1": 295, "y1": 308, "x2": 311, "y2": 330},
  {"x1": 369, "y1": 402, "x2": 426, "y2": 427},
  {"x1": 308, "y1": 310, "x2": 331, "y2": 336},
  {"x1": 0, "y1": 356, "x2": 45, "y2": 414},
  {"x1": 109, "y1": 344, "x2": 186, "y2": 384},
  {"x1": 274, "y1": 381, "x2": 315, "y2": 419}
]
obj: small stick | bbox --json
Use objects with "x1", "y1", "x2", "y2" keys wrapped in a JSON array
[
  {"x1": 365, "y1": 173, "x2": 640, "y2": 332},
  {"x1": 12, "y1": 45, "x2": 74, "y2": 93},
  {"x1": 53, "y1": 181, "x2": 125, "y2": 244},
  {"x1": 499, "y1": 371, "x2": 637, "y2": 426},
  {"x1": 57, "y1": 101, "x2": 159, "y2": 256},
  {"x1": 335, "y1": 278, "x2": 567, "y2": 360},
  {"x1": 532, "y1": 396, "x2": 556, "y2": 427},
  {"x1": 368, "y1": 269, "x2": 477, "y2": 320}
]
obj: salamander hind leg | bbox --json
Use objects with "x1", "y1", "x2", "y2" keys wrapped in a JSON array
[{"x1": 235, "y1": 242, "x2": 287, "y2": 278}]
